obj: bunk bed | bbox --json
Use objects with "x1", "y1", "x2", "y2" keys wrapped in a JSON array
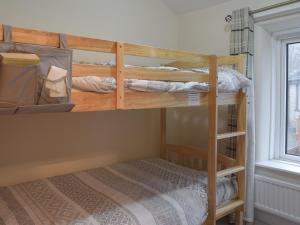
[{"x1": 0, "y1": 25, "x2": 248, "y2": 225}]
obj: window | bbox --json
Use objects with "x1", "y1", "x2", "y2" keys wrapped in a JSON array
[
  {"x1": 286, "y1": 41, "x2": 300, "y2": 157},
  {"x1": 278, "y1": 38, "x2": 300, "y2": 161}
]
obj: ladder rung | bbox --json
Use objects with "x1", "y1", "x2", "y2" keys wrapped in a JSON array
[
  {"x1": 217, "y1": 166, "x2": 245, "y2": 178},
  {"x1": 217, "y1": 131, "x2": 246, "y2": 140},
  {"x1": 216, "y1": 200, "x2": 244, "y2": 220}
]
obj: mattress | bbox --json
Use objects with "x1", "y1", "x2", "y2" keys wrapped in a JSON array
[
  {"x1": 72, "y1": 66, "x2": 251, "y2": 93},
  {"x1": 0, "y1": 158, "x2": 237, "y2": 225}
]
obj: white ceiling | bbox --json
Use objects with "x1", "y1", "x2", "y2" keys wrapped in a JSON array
[{"x1": 161, "y1": 0, "x2": 231, "y2": 14}]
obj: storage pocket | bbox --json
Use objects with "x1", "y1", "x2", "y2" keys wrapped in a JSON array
[
  {"x1": 38, "y1": 66, "x2": 70, "y2": 105},
  {"x1": 0, "y1": 27, "x2": 74, "y2": 115},
  {"x1": 0, "y1": 63, "x2": 41, "y2": 107},
  {"x1": 16, "y1": 103, "x2": 74, "y2": 114}
]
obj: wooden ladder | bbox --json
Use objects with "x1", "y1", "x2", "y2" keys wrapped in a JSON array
[{"x1": 207, "y1": 56, "x2": 247, "y2": 225}]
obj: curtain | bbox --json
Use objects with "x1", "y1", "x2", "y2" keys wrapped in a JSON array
[{"x1": 229, "y1": 7, "x2": 255, "y2": 224}]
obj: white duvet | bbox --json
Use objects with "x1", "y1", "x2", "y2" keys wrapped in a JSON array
[{"x1": 72, "y1": 65, "x2": 251, "y2": 93}]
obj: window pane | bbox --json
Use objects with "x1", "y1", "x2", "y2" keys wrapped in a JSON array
[{"x1": 287, "y1": 42, "x2": 300, "y2": 156}]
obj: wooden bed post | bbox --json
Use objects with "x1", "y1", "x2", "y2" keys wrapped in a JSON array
[
  {"x1": 207, "y1": 55, "x2": 218, "y2": 225},
  {"x1": 235, "y1": 91, "x2": 247, "y2": 224},
  {"x1": 116, "y1": 42, "x2": 125, "y2": 109},
  {"x1": 160, "y1": 108, "x2": 167, "y2": 159}
]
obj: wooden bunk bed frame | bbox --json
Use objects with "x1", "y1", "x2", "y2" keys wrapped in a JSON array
[{"x1": 0, "y1": 24, "x2": 247, "y2": 225}]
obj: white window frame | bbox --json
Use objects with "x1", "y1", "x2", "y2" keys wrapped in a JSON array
[{"x1": 272, "y1": 29, "x2": 300, "y2": 163}]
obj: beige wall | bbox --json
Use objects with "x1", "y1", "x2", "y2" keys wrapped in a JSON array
[
  {"x1": 0, "y1": 0, "x2": 288, "y2": 185},
  {"x1": 0, "y1": 0, "x2": 178, "y2": 179}
]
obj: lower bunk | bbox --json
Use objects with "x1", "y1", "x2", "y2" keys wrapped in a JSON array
[{"x1": 0, "y1": 158, "x2": 237, "y2": 225}]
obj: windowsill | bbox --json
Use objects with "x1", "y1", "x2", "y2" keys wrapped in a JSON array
[{"x1": 256, "y1": 159, "x2": 300, "y2": 176}]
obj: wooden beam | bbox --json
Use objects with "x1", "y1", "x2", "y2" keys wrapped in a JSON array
[
  {"x1": 216, "y1": 200, "x2": 244, "y2": 220},
  {"x1": 217, "y1": 153, "x2": 237, "y2": 167},
  {"x1": 0, "y1": 25, "x2": 3, "y2": 41},
  {"x1": 207, "y1": 55, "x2": 218, "y2": 225},
  {"x1": 124, "y1": 67, "x2": 209, "y2": 82},
  {"x1": 217, "y1": 131, "x2": 246, "y2": 140},
  {"x1": 217, "y1": 93, "x2": 239, "y2": 105},
  {"x1": 72, "y1": 64, "x2": 116, "y2": 78},
  {"x1": 124, "y1": 92, "x2": 208, "y2": 109},
  {"x1": 12, "y1": 26, "x2": 59, "y2": 47},
  {"x1": 71, "y1": 90, "x2": 115, "y2": 112},
  {"x1": 218, "y1": 55, "x2": 245, "y2": 69},
  {"x1": 66, "y1": 35, "x2": 116, "y2": 53},
  {"x1": 116, "y1": 42, "x2": 125, "y2": 109},
  {"x1": 1, "y1": 25, "x2": 117, "y2": 53},
  {"x1": 124, "y1": 43, "x2": 209, "y2": 62},
  {"x1": 235, "y1": 91, "x2": 247, "y2": 224},
  {"x1": 163, "y1": 55, "x2": 246, "y2": 71},
  {"x1": 166, "y1": 144, "x2": 208, "y2": 161},
  {"x1": 217, "y1": 166, "x2": 245, "y2": 178},
  {"x1": 165, "y1": 144, "x2": 236, "y2": 167}
]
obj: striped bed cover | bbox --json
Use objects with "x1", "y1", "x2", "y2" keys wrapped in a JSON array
[{"x1": 0, "y1": 158, "x2": 237, "y2": 225}]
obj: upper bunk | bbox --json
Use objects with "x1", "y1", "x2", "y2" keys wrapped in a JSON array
[{"x1": 0, "y1": 24, "x2": 248, "y2": 113}]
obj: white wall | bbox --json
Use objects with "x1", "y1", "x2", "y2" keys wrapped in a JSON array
[
  {"x1": 172, "y1": 0, "x2": 283, "y2": 151},
  {"x1": 0, "y1": 0, "x2": 178, "y2": 183},
  {"x1": 178, "y1": 0, "x2": 284, "y2": 55},
  {"x1": 0, "y1": 0, "x2": 178, "y2": 48},
  {"x1": 253, "y1": 25, "x2": 273, "y2": 162}
]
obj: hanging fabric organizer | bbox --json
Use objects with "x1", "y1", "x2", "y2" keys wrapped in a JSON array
[{"x1": 0, "y1": 25, "x2": 74, "y2": 115}]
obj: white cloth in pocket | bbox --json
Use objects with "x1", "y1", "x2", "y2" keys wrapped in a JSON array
[{"x1": 45, "y1": 66, "x2": 68, "y2": 97}]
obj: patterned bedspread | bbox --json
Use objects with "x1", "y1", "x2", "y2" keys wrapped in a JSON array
[
  {"x1": 72, "y1": 66, "x2": 251, "y2": 94},
  {"x1": 0, "y1": 159, "x2": 237, "y2": 225}
]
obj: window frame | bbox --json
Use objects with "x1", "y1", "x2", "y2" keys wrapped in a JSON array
[{"x1": 276, "y1": 37, "x2": 300, "y2": 162}]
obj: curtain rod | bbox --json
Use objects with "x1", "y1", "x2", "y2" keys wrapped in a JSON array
[
  {"x1": 225, "y1": 0, "x2": 300, "y2": 22},
  {"x1": 250, "y1": 0, "x2": 299, "y2": 15}
]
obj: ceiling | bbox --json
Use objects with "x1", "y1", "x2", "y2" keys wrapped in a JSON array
[{"x1": 161, "y1": 0, "x2": 231, "y2": 14}]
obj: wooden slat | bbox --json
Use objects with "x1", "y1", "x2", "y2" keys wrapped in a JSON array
[
  {"x1": 3, "y1": 25, "x2": 116, "y2": 52},
  {"x1": 124, "y1": 43, "x2": 209, "y2": 62},
  {"x1": 217, "y1": 131, "x2": 246, "y2": 140},
  {"x1": 70, "y1": 91, "x2": 239, "y2": 112},
  {"x1": 0, "y1": 25, "x2": 3, "y2": 41},
  {"x1": 124, "y1": 92, "x2": 208, "y2": 109},
  {"x1": 71, "y1": 90, "x2": 115, "y2": 112},
  {"x1": 124, "y1": 92, "x2": 238, "y2": 110},
  {"x1": 72, "y1": 64, "x2": 116, "y2": 77},
  {"x1": 160, "y1": 109, "x2": 167, "y2": 159},
  {"x1": 165, "y1": 144, "x2": 236, "y2": 167},
  {"x1": 216, "y1": 200, "x2": 244, "y2": 220},
  {"x1": 124, "y1": 67, "x2": 209, "y2": 82},
  {"x1": 235, "y1": 91, "x2": 247, "y2": 224},
  {"x1": 207, "y1": 55, "x2": 218, "y2": 225},
  {"x1": 66, "y1": 35, "x2": 116, "y2": 53},
  {"x1": 217, "y1": 166, "x2": 245, "y2": 178},
  {"x1": 166, "y1": 144, "x2": 208, "y2": 161},
  {"x1": 217, "y1": 153, "x2": 237, "y2": 167},
  {"x1": 12, "y1": 26, "x2": 59, "y2": 47},
  {"x1": 163, "y1": 61, "x2": 205, "y2": 69},
  {"x1": 163, "y1": 55, "x2": 246, "y2": 70},
  {"x1": 217, "y1": 93, "x2": 239, "y2": 105},
  {"x1": 218, "y1": 55, "x2": 245, "y2": 69},
  {"x1": 116, "y1": 43, "x2": 125, "y2": 109}
]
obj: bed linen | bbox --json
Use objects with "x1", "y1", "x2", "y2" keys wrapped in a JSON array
[
  {"x1": 0, "y1": 158, "x2": 237, "y2": 225},
  {"x1": 72, "y1": 66, "x2": 251, "y2": 93}
]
